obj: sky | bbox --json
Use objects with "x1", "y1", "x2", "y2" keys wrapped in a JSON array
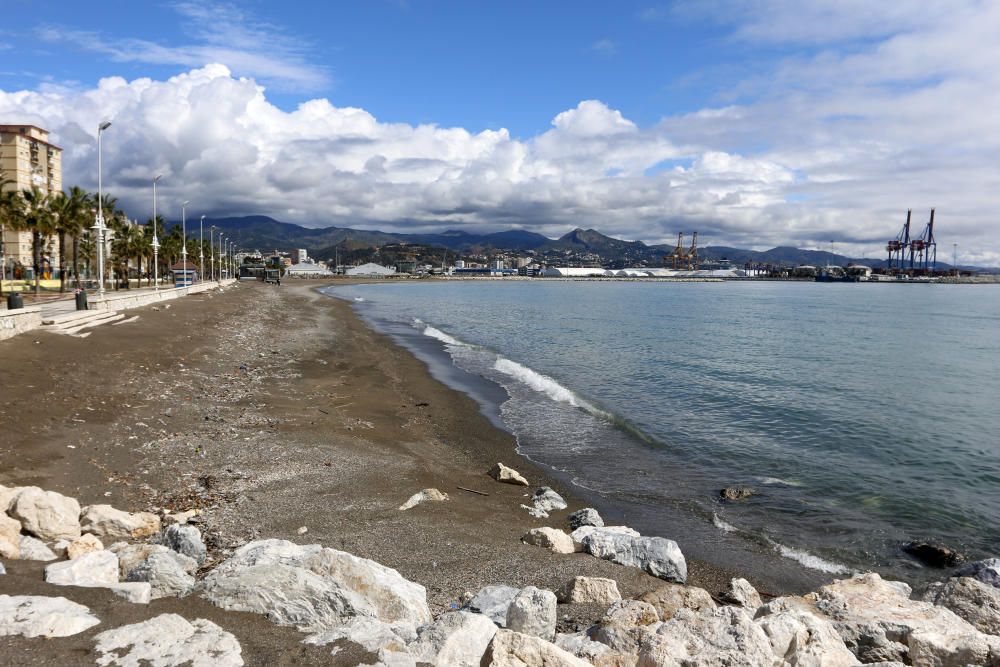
[{"x1": 1, "y1": 1, "x2": 998, "y2": 264}]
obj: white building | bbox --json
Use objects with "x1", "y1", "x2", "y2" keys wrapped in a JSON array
[
  {"x1": 541, "y1": 267, "x2": 611, "y2": 277},
  {"x1": 345, "y1": 262, "x2": 396, "y2": 277},
  {"x1": 296, "y1": 249, "x2": 308, "y2": 264},
  {"x1": 284, "y1": 262, "x2": 332, "y2": 278}
]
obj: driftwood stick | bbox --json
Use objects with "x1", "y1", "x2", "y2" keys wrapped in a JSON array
[{"x1": 456, "y1": 486, "x2": 490, "y2": 497}]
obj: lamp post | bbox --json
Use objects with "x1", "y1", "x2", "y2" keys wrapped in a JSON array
[
  {"x1": 152, "y1": 175, "x2": 162, "y2": 291},
  {"x1": 209, "y1": 226, "x2": 216, "y2": 281},
  {"x1": 181, "y1": 200, "x2": 190, "y2": 279},
  {"x1": 93, "y1": 120, "x2": 112, "y2": 297},
  {"x1": 231, "y1": 242, "x2": 236, "y2": 279},
  {"x1": 221, "y1": 236, "x2": 227, "y2": 279},
  {"x1": 953, "y1": 243, "x2": 958, "y2": 277},
  {"x1": 199, "y1": 215, "x2": 205, "y2": 283}
]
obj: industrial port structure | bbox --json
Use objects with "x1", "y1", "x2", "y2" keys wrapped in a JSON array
[
  {"x1": 666, "y1": 232, "x2": 699, "y2": 269},
  {"x1": 887, "y1": 209, "x2": 938, "y2": 274}
]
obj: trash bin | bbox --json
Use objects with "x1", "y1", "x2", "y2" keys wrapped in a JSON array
[
  {"x1": 75, "y1": 290, "x2": 88, "y2": 311},
  {"x1": 6, "y1": 293, "x2": 23, "y2": 310}
]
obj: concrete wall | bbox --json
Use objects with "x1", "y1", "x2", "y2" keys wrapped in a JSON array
[
  {"x1": 0, "y1": 306, "x2": 42, "y2": 341},
  {"x1": 89, "y1": 279, "x2": 237, "y2": 311}
]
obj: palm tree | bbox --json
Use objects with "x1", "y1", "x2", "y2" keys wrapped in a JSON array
[
  {"x1": 20, "y1": 187, "x2": 57, "y2": 297},
  {"x1": 49, "y1": 192, "x2": 72, "y2": 292},
  {"x1": 0, "y1": 188, "x2": 25, "y2": 297},
  {"x1": 61, "y1": 186, "x2": 92, "y2": 289}
]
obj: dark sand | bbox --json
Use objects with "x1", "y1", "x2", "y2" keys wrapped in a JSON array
[{"x1": 1, "y1": 281, "x2": 784, "y2": 665}]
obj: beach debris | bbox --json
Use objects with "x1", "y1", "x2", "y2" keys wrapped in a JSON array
[
  {"x1": 506, "y1": 586, "x2": 557, "y2": 642},
  {"x1": 640, "y1": 607, "x2": 774, "y2": 667},
  {"x1": 638, "y1": 583, "x2": 716, "y2": 621},
  {"x1": 720, "y1": 486, "x2": 756, "y2": 501},
  {"x1": 922, "y1": 576, "x2": 1000, "y2": 636},
  {"x1": 408, "y1": 611, "x2": 498, "y2": 667},
  {"x1": 0, "y1": 595, "x2": 101, "y2": 638},
  {"x1": 955, "y1": 558, "x2": 1000, "y2": 588},
  {"x1": 902, "y1": 540, "x2": 966, "y2": 568},
  {"x1": 297, "y1": 526, "x2": 308, "y2": 534},
  {"x1": 488, "y1": 463, "x2": 529, "y2": 486},
  {"x1": 521, "y1": 527, "x2": 574, "y2": 554},
  {"x1": 462, "y1": 585, "x2": 522, "y2": 628},
  {"x1": 0, "y1": 514, "x2": 20, "y2": 559},
  {"x1": 154, "y1": 524, "x2": 207, "y2": 566},
  {"x1": 532, "y1": 487, "x2": 567, "y2": 513},
  {"x1": 45, "y1": 550, "x2": 120, "y2": 587},
  {"x1": 483, "y1": 628, "x2": 590, "y2": 666},
  {"x1": 520, "y1": 504, "x2": 548, "y2": 519},
  {"x1": 456, "y1": 486, "x2": 490, "y2": 497},
  {"x1": 592, "y1": 599, "x2": 660, "y2": 654},
  {"x1": 8, "y1": 487, "x2": 82, "y2": 541},
  {"x1": 81, "y1": 504, "x2": 161, "y2": 541},
  {"x1": 93, "y1": 614, "x2": 243, "y2": 667},
  {"x1": 567, "y1": 507, "x2": 603, "y2": 531},
  {"x1": 66, "y1": 533, "x2": 104, "y2": 560},
  {"x1": 556, "y1": 576, "x2": 621, "y2": 605},
  {"x1": 719, "y1": 577, "x2": 763, "y2": 611},
  {"x1": 399, "y1": 488, "x2": 449, "y2": 511},
  {"x1": 573, "y1": 526, "x2": 688, "y2": 583},
  {"x1": 125, "y1": 552, "x2": 197, "y2": 599}
]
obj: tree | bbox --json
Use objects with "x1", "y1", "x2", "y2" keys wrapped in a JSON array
[
  {"x1": 62, "y1": 186, "x2": 92, "y2": 289},
  {"x1": 0, "y1": 188, "x2": 25, "y2": 297},
  {"x1": 20, "y1": 187, "x2": 57, "y2": 297}
]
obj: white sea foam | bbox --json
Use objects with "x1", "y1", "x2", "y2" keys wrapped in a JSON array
[
  {"x1": 353, "y1": 297, "x2": 365, "y2": 302},
  {"x1": 421, "y1": 325, "x2": 466, "y2": 348},
  {"x1": 493, "y1": 357, "x2": 584, "y2": 408},
  {"x1": 712, "y1": 513, "x2": 738, "y2": 533},
  {"x1": 771, "y1": 541, "x2": 851, "y2": 574},
  {"x1": 755, "y1": 476, "x2": 804, "y2": 487}
]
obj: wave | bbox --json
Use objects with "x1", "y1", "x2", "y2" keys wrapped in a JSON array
[
  {"x1": 353, "y1": 297, "x2": 365, "y2": 302},
  {"x1": 770, "y1": 540, "x2": 851, "y2": 574},
  {"x1": 493, "y1": 357, "x2": 588, "y2": 408},
  {"x1": 712, "y1": 513, "x2": 738, "y2": 533},
  {"x1": 421, "y1": 324, "x2": 467, "y2": 348},
  {"x1": 755, "y1": 476, "x2": 804, "y2": 487}
]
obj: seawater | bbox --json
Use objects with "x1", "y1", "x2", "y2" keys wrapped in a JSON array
[{"x1": 327, "y1": 281, "x2": 1000, "y2": 589}]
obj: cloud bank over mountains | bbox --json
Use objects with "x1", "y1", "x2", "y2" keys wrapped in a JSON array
[{"x1": 2, "y1": 0, "x2": 998, "y2": 263}]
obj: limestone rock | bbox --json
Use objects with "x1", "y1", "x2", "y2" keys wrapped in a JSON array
[
  {"x1": 922, "y1": 576, "x2": 1000, "y2": 636},
  {"x1": 163, "y1": 508, "x2": 201, "y2": 525},
  {"x1": 18, "y1": 535, "x2": 57, "y2": 561},
  {"x1": 579, "y1": 528, "x2": 688, "y2": 583},
  {"x1": 567, "y1": 508, "x2": 604, "y2": 530},
  {"x1": 532, "y1": 487, "x2": 568, "y2": 513},
  {"x1": 570, "y1": 525, "x2": 640, "y2": 552},
  {"x1": 638, "y1": 606, "x2": 773, "y2": 667},
  {"x1": 907, "y1": 626, "x2": 1000, "y2": 666},
  {"x1": 0, "y1": 484, "x2": 26, "y2": 513},
  {"x1": 155, "y1": 524, "x2": 207, "y2": 565},
  {"x1": 521, "y1": 504, "x2": 549, "y2": 519},
  {"x1": 305, "y1": 616, "x2": 414, "y2": 663},
  {"x1": 638, "y1": 583, "x2": 716, "y2": 620},
  {"x1": 126, "y1": 552, "x2": 197, "y2": 599},
  {"x1": 556, "y1": 577, "x2": 621, "y2": 605},
  {"x1": 506, "y1": 586, "x2": 557, "y2": 642},
  {"x1": 0, "y1": 594, "x2": 101, "y2": 638},
  {"x1": 555, "y1": 632, "x2": 633, "y2": 667},
  {"x1": 756, "y1": 607, "x2": 858, "y2": 667},
  {"x1": 522, "y1": 527, "x2": 574, "y2": 554},
  {"x1": 81, "y1": 504, "x2": 161, "y2": 541},
  {"x1": 93, "y1": 613, "x2": 243, "y2": 666},
  {"x1": 721, "y1": 577, "x2": 763, "y2": 610},
  {"x1": 463, "y1": 585, "x2": 522, "y2": 627},
  {"x1": 8, "y1": 487, "x2": 81, "y2": 541},
  {"x1": 483, "y1": 629, "x2": 590, "y2": 666},
  {"x1": 408, "y1": 611, "x2": 497, "y2": 667},
  {"x1": 45, "y1": 550, "x2": 120, "y2": 587},
  {"x1": 956, "y1": 558, "x2": 1000, "y2": 589},
  {"x1": 902, "y1": 541, "x2": 965, "y2": 568},
  {"x1": 0, "y1": 563, "x2": 5, "y2": 575},
  {"x1": 112, "y1": 543, "x2": 197, "y2": 579},
  {"x1": 67, "y1": 533, "x2": 104, "y2": 560},
  {"x1": 592, "y1": 599, "x2": 660, "y2": 654},
  {"x1": 107, "y1": 582, "x2": 152, "y2": 604},
  {"x1": 489, "y1": 463, "x2": 529, "y2": 486},
  {"x1": 399, "y1": 488, "x2": 449, "y2": 511},
  {"x1": 0, "y1": 514, "x2": 20, "y2": 559}
]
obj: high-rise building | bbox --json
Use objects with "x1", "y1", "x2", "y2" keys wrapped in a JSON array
[
  {"x1": 1, "y1": 125, "x2": 64, "y2": 278},
  {"x1": 297, "y1": 248, "x2": 308, "y2": 264}
]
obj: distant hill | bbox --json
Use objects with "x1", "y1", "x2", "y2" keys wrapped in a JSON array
[{"x1": 545, "y1": 228, "x2": 648, "y2": 254}]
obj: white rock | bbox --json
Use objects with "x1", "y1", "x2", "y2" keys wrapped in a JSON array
[
  {"x1": 51, "y1": 539, "x2": 71, "y2": 557},
  {"x1": 922, "y1": 576, "x2": 1000, "y2": 636},
  {"x1": 506, "y1": 586, "x2": 557, "y2": 642},
  {"x1": 521, "y1": 504, "x2": 549, "y2": 519},
  {"x1": 163, "y1": 508, "x2": 201, "y2": 525},
  {"x1": 155, "y1": 524, "x2": 207, "y2": 565},
  {"x1": 107, "y1": 582, "x2": 152, "y2": 605},
  {"x1": 0, "y1": 563, "x2": 5, "y2": 575},
  {"x1": 94, "y1": 613, "x2": 243, "y2": 666},
  {"x1": 125, "y1": 552, "x2": 196, "y2": 599},
  {"x1": 408, "y1": 611, "x2": 497, "y2": 667},
  {"x1": 724, "y1": 577, "x2": 763, "y2": 610},
  {"x1": 638, "y1": 606, "x2": 774, "y2": 667},
  {"x1": 0, "y1": 484, "x2": 28, "y2": 513},
  {"x1": 555, "y1": 631, "x2": 629, "y2": 667},
  {"x1": 567, "y1": 508, "x2": 604, "y2": 530},
  {"x1": 484, "y1": 629, "x2": 590, "y2": 666},
  {"x1": 45, "y1": 550, "x2": 120, "y2": 587},
  {"x1": 637, "y1": 583, "x2": 716, "y2": 620},
  {"x1": 0, "y1": 514, "x2": 20, "y2": 559},
  {"x1": 592, "y1": 599, "x2": 660, "y2": 654},
  {"x1": 908, "y1": 626, "x2": 1000, "y2": 667},
  {"x1": 8, "y1": 487, "x2": 81, "y2": 541},
  {"x1": 488, "y1": 463, "x2": 529, "y2": 486},
  {"x1": 462, "y1": 585, "x2": 522, "y2": 627},
  {"x1": 18, "y1": 535, "x2": 58, "y2": 561},
  {"x1": 522, "y1": 527, "x2": 575, "y2": 554},
  {"x1": 570, "y1": 525, "x2": 639, "y2": 552},
  {"x1": 556, "y1": 577, "x2": 621, "y2": 605},
  {"x1": 756, "y1": 607, "x2": 859, "y2": 667},
  {"x1": 532, "y1": 487, "x2": 567, "y2": 513},
  {"x1": 399, "y1": 488, "x2": 449, "y2": 511},
  {"x1": 67, "y1": 533, "x2": 104, "y2": 559},
  {"x1": 580, "y1": 529, "x2": 688, "y2": 583},
  {"x1": 112, "y1": 543, "x2": 197, "y2": 579},
  {"x1": 0, "y1": 594, "x2": 101, "y2": 638},
  {"x1": 81, "y1": 504, "x2": 161, "y2": 541},
  {"x1": 305, "y1": 616, "x2": 415, "y2": 665}
]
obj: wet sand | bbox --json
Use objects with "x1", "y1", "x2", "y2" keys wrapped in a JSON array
[{"x1": 1, "y1": 280, "x2": 784, "y2": 665}]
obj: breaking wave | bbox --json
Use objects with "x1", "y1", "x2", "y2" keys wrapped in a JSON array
[
  {"x1": 492, "y1": 357, "x2": 587, "y2": 408},
  {"x1": 421, "y1": 324, "x2": 466, "y2": 348},
  {"x1": 712, "y1": 513, "x2": 738, "y2": 533},
  {"x1": 770, "y1": 540, "x2": 851, "y2": 574}
]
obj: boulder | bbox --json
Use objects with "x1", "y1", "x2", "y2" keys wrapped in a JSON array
[
  {"x1": 638, "y1": 583, "x2": 716, "y2": 620},
  {"x1": 488, "y1": 463, "x2": 529, "y2": 486},
  {"x1": 93, "y1": 613, "x2": 243, "y2": 666},
  {"x1": 305, "y1": 616, "x2": 414, "y2": 663},
  {"x1": 8, "y1": 487, "x2": 81, "y2": 541},
  {"x1": 908, "y1": 626, "x2": 1000, "y2": 666},
  {"x1": 0, "y1": 595, "x2": 101, "y2": 638},
  {"x1": 570, "y1": 525, "x2": 639, "y2": 552},
  {"x1": 902, "y1": 541, "x2": 965, "y2": 568},
  {"x1": 506, "y1": 586, "x2": 557, "y2": 642},
  {"x1": 155, "y1": 524, "x2": 208, "y2": 565},
  {"x1": 125, "y1": 552, "x2": 197, "y2": 599},
  {"x1": 463, "y1": 586, "x2": 522, "y2": 627},
  {"x1": 637, "y1": 606, "x2": 774, "y2": 667},
  {"x1": 756, "y1": 607, "x2": 858, "y2": 666},
  {"x1": 556, "y1": 577, "x2": 621, "y2": 605},
  {"x1": 592, "y1": 599, "x2": 660, "y2": 653},
  {"x1": 720, "y1": 486, "x2": 756, "y2": 501},
  {"x1": 956, "y1": 558, "x2": 1000, "y2": 589},
  {"x1": 18, "y1": 535, "x2": 57, "y2": 561},
  {"x1": 532, "y1": 487, "x2": 568, "y2": 513},
  {"x1": 399, "y1": 488, "x2": 449, "y2": 511},
  {"x1": 0, "y1": 514, "x2": 20, "y2": 559},
  {"x1": 483, "y1": 629, "x2": 590, "y2": 666},
  {"x1": 0, "y1": 484, "x2": 25, "y2": 513},
  {"x1": 579, "y1": 529, "x2": 687, "y2": 583},
  {"x1": 66, "y1": 533, "x2": 104, "y2": 560},
  {"x1": 80, "y1": 504, "x2": 161, "y2": 541},
  {"x1": 555, "y1": 632, "x2": 633, "y2": 667},
  {"x1": 922, "y1": 576, "x2": 1000, "y2": 636},
  {"x1": 568, "y1": 508, "x2": 604, "y2": 530},
  {"x1": 106, "y1": 583, "x2": 152, "y2": 605},
  {"x1": 522, "y1": 527, "x2": 574, "y2": 554},
  {"x1": 45, "y1": 550, "x2": 120, "y2": 587},
  {"x1": 112, "y1": 543, "x2": 197, "y2": 579},
  {"x1": 721, "y1": 577, "x2": 763, "y2": 610},
  {"x1": 408, "y1": 611, "x2": 497, "y2": 667}
]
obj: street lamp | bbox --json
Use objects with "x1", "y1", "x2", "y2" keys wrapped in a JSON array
[
  {"x1": 181, "y1": 200, "x2": 190, "y2": 276},
  {"x1": 221, "y1": 236, "x2": 227, "y2": 279},
  {"x1": 152, "y1": 175, "x2": 162, "y2": 291},
  {"x1": 209, "y1": 226, "x2": 216, "y2": 281},
  {"x1": 953, "y1": 243, "x2": 958, "y2": 277},
  {"x1": 93, "y1": 120, "x2": 112, "y2": 297},
  {"x1": 199, "y1": 215, "x2": 205, "y2": 283}
]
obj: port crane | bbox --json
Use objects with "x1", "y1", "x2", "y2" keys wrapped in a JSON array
[
  {"x1": 666, "y1": 231, "x2": 699, "y2": 270},
  {"x1": 886, "y1": 209, "x2": 937, "y2": 274}
]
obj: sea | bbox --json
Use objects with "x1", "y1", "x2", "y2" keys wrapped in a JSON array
[{"x1": 324, "y1": 280, "x2": 1000, "y2": 592}]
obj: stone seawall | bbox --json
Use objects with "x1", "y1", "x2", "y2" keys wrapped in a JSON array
[{"x1": 0, "y1": 306, "x2": 42, "y2": 341}]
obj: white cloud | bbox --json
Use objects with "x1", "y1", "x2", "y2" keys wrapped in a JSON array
[{"x1": 590, "y1": 39, "x2": 617, "y2": 56}]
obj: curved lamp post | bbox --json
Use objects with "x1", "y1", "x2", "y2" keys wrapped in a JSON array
[
  {"x1": 93, "y1": 120, "x2": 111, "y2": 297},
  {"x1": 152, "y1": 175, "x2": 162, "y2": 291}
]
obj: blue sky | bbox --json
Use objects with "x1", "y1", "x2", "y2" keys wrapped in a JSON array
[{"x1": 1, "y1": 1, "x2": 998, "y2": 263}]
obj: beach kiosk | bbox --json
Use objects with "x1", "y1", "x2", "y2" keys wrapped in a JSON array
[{"x1": 170, "y1": 260, "x2": 198, "y2": 287}]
